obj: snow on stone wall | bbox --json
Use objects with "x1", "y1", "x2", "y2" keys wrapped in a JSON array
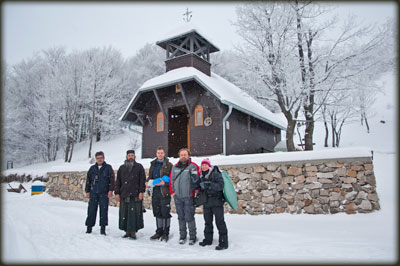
[{"x1": 45, "y1": 156, "x2": 379, "y2": 215}]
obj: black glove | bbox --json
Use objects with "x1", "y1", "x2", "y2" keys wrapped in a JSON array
[{"x1": 200, "y1": 181, "x2": 211, "y2": 191}]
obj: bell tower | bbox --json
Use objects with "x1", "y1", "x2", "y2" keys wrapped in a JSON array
[{"x1": 156, "y1": 25, "x2": 220, "y2": 76}]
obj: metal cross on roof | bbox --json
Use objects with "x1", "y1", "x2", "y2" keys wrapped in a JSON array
[{"x1": 183, "y1": 8, "x2": 192, "y2": 22}]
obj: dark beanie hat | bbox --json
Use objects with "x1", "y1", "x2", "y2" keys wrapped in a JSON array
[{"x1": 126, "y1": 150, "x2": 135, "y2": 155}]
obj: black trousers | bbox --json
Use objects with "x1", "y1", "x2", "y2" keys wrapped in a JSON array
[
  {"x1": 203, "y1": 200, "x2": 228, "y2": 245},
  {"x1": 152, "y1": 187, "x2": 172, "y2": 235},
  {"x1": 85, "y1": 192, "x2": 109, "y2": 227},
  {"x1": 152, "y1": 187, "x2": 172, "y2": 219}
]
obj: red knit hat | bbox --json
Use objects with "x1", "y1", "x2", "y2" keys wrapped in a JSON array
[{"x1": 201, "y1": 158, "x2": 211, "y2": 167}]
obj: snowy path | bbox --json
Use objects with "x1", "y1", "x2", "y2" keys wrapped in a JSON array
[{"x1": 2, "y1": 153, "x2": 397, "y2": 263}]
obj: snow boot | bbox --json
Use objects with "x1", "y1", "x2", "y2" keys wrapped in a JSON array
[
  {"x1": 100, "y1": 226, "x2": 106, "y2": 235},
  {"x1": 179, "y1": 237, "x2": 187, "y2": 244},
  {"x1": 86, "y1": 226, "x2": 92, "y2": 234},
  {"x1": 129, "y1": 232, "x2": 137, "y2": 240},
  {"x1": 215, "y1": 235, "x2": 228, "y2": 250},
  {"x1": 122, "y1": 232, "x2": 130, "y2": 238},
  {"x1": 199, "y1": 239, "x2": 212, "y2": 246},
  {"x1": 189, "y1": 237, "x2": 197, "y2": 245},
  {"x1": 215, "y1": 244, "x2": 228, "y2": 250},
  {"x1": 150, "y1": 233, "x2": 162, "y2": 240},
  {"x1": 160, "y1": 234, "x2": 169, "y2": 242}
]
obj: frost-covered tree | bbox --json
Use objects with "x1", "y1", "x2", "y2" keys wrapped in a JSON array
[{"x1": 234, "y1": 1, "x2": 395, "y2": 151}]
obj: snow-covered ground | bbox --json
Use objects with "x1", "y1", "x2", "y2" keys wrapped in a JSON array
[
  {"x1": 1, "y1": 71, "x2": 397, "y2": 263},
  {"x1": 1, "y1": 151, "x2": 397, "y2": 263}
]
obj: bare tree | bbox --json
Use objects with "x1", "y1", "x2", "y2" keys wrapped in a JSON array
[{"x1": 234, "y1": 2, "x2": 303, "y2": 151}]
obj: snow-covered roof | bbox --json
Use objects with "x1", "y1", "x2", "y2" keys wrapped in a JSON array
[
  {"x1": 156, "y1": 22, "x2": 220, "y2": 53},
  {"x1": 120, "y1": 67, "x2": 286, "y2": 130},
  {"x1": 32, "y1": 180, "x2": 46, "y2": 186}
]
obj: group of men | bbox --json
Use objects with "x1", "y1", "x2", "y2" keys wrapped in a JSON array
[{"x1": 84, "y1": 147, "x2": 229, "y2": 250}]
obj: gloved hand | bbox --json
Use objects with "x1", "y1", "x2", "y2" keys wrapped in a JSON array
[{"x1": 200, "y1": 181, "x2": 211, "y2": 191}]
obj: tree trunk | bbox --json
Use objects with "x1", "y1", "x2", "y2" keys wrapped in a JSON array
[
  {"x1": 68, "y1": 142, "x2": 74, "y2": 163},
  {"x1": 304, "y1": 119, "x2": 314, "y2": 150},
  {"x1": 286, "y1": 119, "x2": 297, "y2": 152},
  {"x1": 65, "y1": 137, "x2": 71, "y2": 162},
  {"x1": 88, "y1": 82, "x2": 96, "y2": 159},
  {"x1": 296, "y1": 123, "x2": 303, "y2": 150},
  {"x1": 363, "y1": 112, "x2": 370, "y2": 133},
  {"x1": 324, "y1": 120, "x2": 329, "y2": 147}
]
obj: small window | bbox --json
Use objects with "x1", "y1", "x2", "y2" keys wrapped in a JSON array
[
  {"x1": 194, "y1": 105, "x2": 203, "y2": 126},
  {"x1": 156, "y1": 112, "x2": 164, "y2": 132},
  {"x1": 273, "y1": 128, "x2": 278, "y2": 143},
  {"x1": 175, "y1": 84, "x2": 181, "y2": 94}
]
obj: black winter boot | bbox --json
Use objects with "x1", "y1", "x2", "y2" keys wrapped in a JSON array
[
  {"x1": 100, "y1": 226, "x2": 106, "y2": 235},
  {"x1": 216, "y1": 235, "x2": 228, "y2": 250},
  {"x1": 86, "y1": 226, "x2": 92, "y2": 234},
  {"x1": 199, "y1": 239, "x2": 212, "y2": 246}
]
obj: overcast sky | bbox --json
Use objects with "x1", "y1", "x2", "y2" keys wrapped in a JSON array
[{"x1": 3, "y1": 1, "x2": 397, "y2": 65}]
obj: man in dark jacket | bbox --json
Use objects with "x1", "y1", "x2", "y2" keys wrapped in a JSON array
[
  {"x1": 169, "y1": 148, "x2": 200, "y2": 245},
  {"x1": 85, "y1": 151, "x2": 115, "y2": 235},
  {"x1": 146, "y1": 147, "x2": 173, "y2": 242},
  {"x1": 198, "y1": 158, "x2": 229, "y2": 250},
  {"x1": 115, "y1": 150, "x2": 146, "y2": 239}
]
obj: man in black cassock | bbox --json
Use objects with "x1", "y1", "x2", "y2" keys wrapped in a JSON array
[{"x1": 114, "y1": 150, "x2": 146, "y2": 239}]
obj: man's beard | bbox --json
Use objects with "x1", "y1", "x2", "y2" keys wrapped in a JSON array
[
  {"x1": 180, "y1": 158, "x2": 188, "y2": 164},
  {"x1": 126, "y1": 158, "x2": 134, "y2": 169}
]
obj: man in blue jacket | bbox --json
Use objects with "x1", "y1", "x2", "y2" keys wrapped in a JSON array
[{"x1": 85, "y1": 151, "x2": 115, "y2": 235}]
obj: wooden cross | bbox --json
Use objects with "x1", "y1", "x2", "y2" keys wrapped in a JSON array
[{"x1": 183, "y1": 8, "x2": 192, "y2": 22}]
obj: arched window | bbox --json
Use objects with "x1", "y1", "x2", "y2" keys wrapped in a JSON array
[
  {"x1": 194, "y1": 105, "x2": 203, "y2": 126},
  {"x1": 156, "y1": 112, "x2": 164, "y2": 132}
]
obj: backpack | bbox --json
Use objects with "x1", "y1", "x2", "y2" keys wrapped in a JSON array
[{"x1": 221, "y1": 171, "x2": 238, "y2": 210}]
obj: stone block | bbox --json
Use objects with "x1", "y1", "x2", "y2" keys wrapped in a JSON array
[
  {"x1": 319, "y1": 178, "x2": 333, "y2": 184},
  {"x1": 336, "y1": 168, "x2": 347, "y2": 176},
  {"x1": 343, "y1": 177, "x2": 357, "y2": 184},
  {"x1": 305, "y1": 165, "x2": 317, "y2": 172},
  {"x1": 304, "y1": 205, "x2": 316, "y2": 214},
  {"x1": 320, "y1": 189, "x2": 329, "y2": 196},
  {"x1": 306, "y1": 176, "x2": 317, "y2": 183},
  {"x1": 368, "y1": 193, "x2": 379, "y2": 201},
  {"x1": 330, "y1": 192, "x2": 341, "y2": 201},
  {"x1": 304, "y1": 183, "x2": 322, "y2": 189},
  {"x1": 351, "y1": 165, "x2": 364, "y2": 171},
  {"x1": 305, "y1": 171, "x2": 317, "y2": 177},
  {"x1": 276, "y1": 207, "x2": 285, "y2": 213},
  {"x1": 262, "y1": 196, "x2": 275, "y2": 204},
  {"x1": 266, "y1": 164, "x2": 278, "y2": 171},
  {"x1": 347, "y1": 170, "x2": 357, "y2": 177},
  {"x1": 287, "y1": 167, "x2": 302, "y2": 176},
  {"x1": 356, "y1": 191, "x2": 368, "y2": 200},
  {"x1": 288, "y1": 205, "x2": 297, "y2": 213},
  {"x1": 282, "y1": 176, "x2": 294, "y2": 184},
  {"x1": 345, "y1": 191, "x2": 358, "y2": 201},
  {"x1": 238, "y1": 172, "x2": 250, "y2": 180},
  {"x1": 364, "y1": 164, "x2": 374, "y2": 170},
  {"x1": 295, "y1": 175, "x2": 305, "y2": 183},
  {"x1": 317, "y1": 172, "x2": 334, "y2": 178},
  {"x1": 273, "y1": 171, "x2": 282, "y2": 178},
  {"x1": 292, "y1": 183, "x2": 305, "y2": 190},
  {"x1": 359, "y1": 200, "x2": 372, "y2": 211},
  {"x1": 254, "y1": 166, "x2": 266, "y2": 173},
  {"x1": 262, "y1": 172, "x2": 274, "y2": 182},
  {"x1": 365, "y1": 175, "x2": 376, "y2": 186}
]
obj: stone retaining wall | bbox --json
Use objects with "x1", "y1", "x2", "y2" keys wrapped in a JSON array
[{"x1": 46, "y1": 156, "x2": 379, "y2": 215}]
